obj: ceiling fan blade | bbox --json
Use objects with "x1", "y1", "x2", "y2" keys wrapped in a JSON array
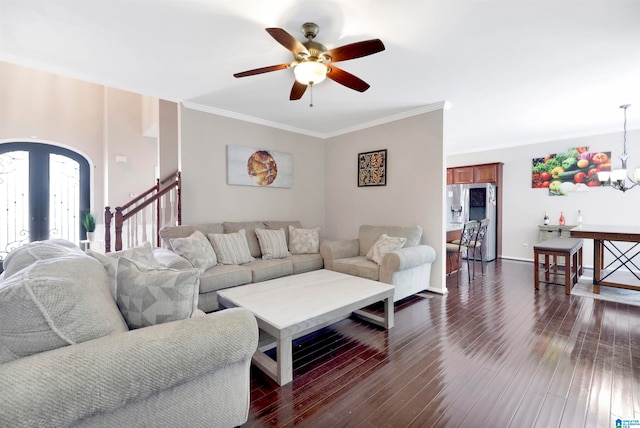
[
  {"x1": 325, "y1": 39, "x2": 385, "y2": 62},
  {"x1": 326, "y1": 66, "x2": 370, "y2": 92},
  {"x1": 290, "y1": 81, "x2": 307, "y2": 100},
  {"x1": 266, "y1": 28, "x2": 309, "y2": 57},
  {"x1": 233, "y1": 64, "x2": 288, "y2": 78}
]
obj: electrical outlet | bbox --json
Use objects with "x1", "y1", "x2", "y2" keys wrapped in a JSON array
[{"x1": 523, "y1": 243, "x2": 528, "y2": 248}]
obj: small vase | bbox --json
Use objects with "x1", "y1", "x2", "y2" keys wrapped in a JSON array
[{"x1": 86, "y1": 232, "x2": 95, "y2": 242}]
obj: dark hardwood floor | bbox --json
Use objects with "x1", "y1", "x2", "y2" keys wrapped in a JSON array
[{"x1": 244, "y1": 259, "x2": 640, "y2": 427}]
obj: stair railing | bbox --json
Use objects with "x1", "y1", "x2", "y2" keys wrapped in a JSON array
[{"x1": 104, "y1": 171, "x2": 181, "y2": 252}]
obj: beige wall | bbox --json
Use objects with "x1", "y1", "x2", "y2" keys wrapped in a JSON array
[
  {"x1": 0, "y1": 62, "x2": 105, "y2": 211},
  {"x1": 325, "y1": 110, "x2": 447, "y2": 294},
  {"x1": 104, "y1": 88, "x2": 157, "y2": 207},
  {"x1": 448, "y1": 129, "x2": 640, "y2": 269},
  {"x1": 158, "y1": 100, "x2": 179, "y2": 179},
  {"x1": 179, "y1": 107, "x2": 326, "y2": 228},
  {"x1": 0, "y1": 62, "x2": 159, "y2": 225}
]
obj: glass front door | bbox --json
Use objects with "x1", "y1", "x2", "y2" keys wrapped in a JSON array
[{"x1": 0, "y1": 142, "x2": 90, "y2": 265}]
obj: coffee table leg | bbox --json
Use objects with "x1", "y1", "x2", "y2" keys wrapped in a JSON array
[
  {"x1": 277, "y1": 336, "x2": 293, "y2": 386},
  {"x1": 384, "y1": 296, "x2": 394, "y2": 329}
]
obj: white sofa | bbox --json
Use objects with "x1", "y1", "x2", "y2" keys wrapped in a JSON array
[
  {"x1": 0, "y1": 240, "x2": 258, "y2": 428},
  {"x1": 320, "y1": 225, "x2": 437, "y2": 301},
  {"x1": 159, "y1": 220, "x2": 324, "y2": 312}
]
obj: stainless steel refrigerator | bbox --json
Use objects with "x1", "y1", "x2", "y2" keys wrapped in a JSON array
[{"x1": 446, "y1": 183, "x2": 497, "y2": 261}]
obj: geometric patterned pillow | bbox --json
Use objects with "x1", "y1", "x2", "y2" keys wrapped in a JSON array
[
  {"x1": 288, "y1": 225, "x2": 321, "y2": 254},
  {"x1": 86, "y1": 242, "x2": 158, "y2": 298},
  {"x1": 207, "y1": 229, "x2": 255, "y2": 265},
  {"x1": 366, "y1": 234, "x2": 407, "y2": 265},
  {"x1": 115, "y1": 258, "x2": 200, "y2": 329},
  {"x1": 169, "y1": 230, "x2": 217, "y2": 272},
  {"x1": 255, "y1": 228, "x2": 291, "y2": 260}
]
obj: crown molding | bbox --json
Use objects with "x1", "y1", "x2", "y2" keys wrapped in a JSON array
[
  {"x1": 181, "y1": 101, "x2": 326, "y2": 138},
  {"x1": 181, "y1": 100, "x2": 450, "y2": 140}
]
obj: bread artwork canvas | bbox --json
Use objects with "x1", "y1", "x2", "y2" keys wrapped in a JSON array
[{"x1": 227, "y1": 145, "x2": 293, "y2": 188}]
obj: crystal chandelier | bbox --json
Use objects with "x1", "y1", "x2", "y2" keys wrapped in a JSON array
[{"x1": 598, "y1": 104, "x2": 640, "y2": 192}]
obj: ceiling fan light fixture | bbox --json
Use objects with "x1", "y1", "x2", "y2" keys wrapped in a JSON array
[{"x1": 294, "y1": 61, "x2": 327, "y2": 86}]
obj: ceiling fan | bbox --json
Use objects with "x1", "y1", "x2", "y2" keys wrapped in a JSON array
[{"x1": 233, "y1": 22, "x2": 385, "y2": 104}]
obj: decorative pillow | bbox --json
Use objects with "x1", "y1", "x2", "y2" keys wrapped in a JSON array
[
  {"x1": 169, "y1": 230, "x2": 217, "y2": 271},
  {"x1": 0, "y1": 254, "x2": 128, "y2": 363},
  {"x1": 207, "y1": 229, "x2": 255, "y2": 265},
  {"x1": 366, "y1": 234, "x2": 408, "y2": 265},
  {"x1": 115, "y1": 258, "x2": 200, "y2": 329},
  {"x1": 288, "y1": 225, "x2": 321, "y2": 254},
  {"x1": 255, "y1": 228, "x2": 291, "y2": 260},
  {"x1": 2, "y1": 240, "x2": 83, "y2": 279},
  {"x1": 86, "y1": 242, "x2": 159, "y2": 298}
]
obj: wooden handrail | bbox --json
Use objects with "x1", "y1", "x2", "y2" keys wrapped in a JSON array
[{"x1": 105, "y1": 171, "x2": 181, "y2": 252}]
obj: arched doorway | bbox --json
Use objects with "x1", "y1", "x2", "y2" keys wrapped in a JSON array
[{"x1": 0, "y1": 142, "x2": 91, "y2": 264}]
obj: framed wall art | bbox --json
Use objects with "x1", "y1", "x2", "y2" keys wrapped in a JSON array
[
  {"x1": 358, "y1": 149, "x2": 387, "y2": 187},
  {"x1": 227, "y1": 145, "x2": 293, "y2": 188}
]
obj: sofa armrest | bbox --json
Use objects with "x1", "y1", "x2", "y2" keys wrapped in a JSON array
[
  {"x1": 0, "y1": 308, "x2": 258, "y2": 428},
  {"x1": 153, "y1": 247, "x2": 193, "y2": 270},
  {"x1": 381, "y1": 245, "x2": 437, "y2": 273},
  {"x1": 319, "y1": 239, "x2": 359, "y2": 270}
]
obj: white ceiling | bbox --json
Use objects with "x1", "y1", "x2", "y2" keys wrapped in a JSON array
[{"x1": 1, "y1": 0, "x2": 639, "y2": 154}]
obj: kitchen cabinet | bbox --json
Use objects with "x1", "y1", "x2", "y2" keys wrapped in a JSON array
[
  {"x1": 474, "y1": 164, "x2": 499, "y2": 183},
  {"x1": 447, "y1": 163, "x2": 501, "y2": 185},
  {"x1": 446, "y1": 228, "x2": 463, "y2": 274},
  {"x1": 452, "y1": 167, "x2": 474, "y2": 184}
]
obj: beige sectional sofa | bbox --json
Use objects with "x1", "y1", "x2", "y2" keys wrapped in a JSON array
[
  {"x1": 320, "y1": 225, "x2": 437, "y2": 301},
  {"x1": 159, "y1": 220, "x2": 324, "y2": 312},
  {"x1": 0, "y1": 240, "x2": 258, "y2": 427}
]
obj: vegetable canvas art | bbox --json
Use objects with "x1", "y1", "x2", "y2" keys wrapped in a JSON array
[{"x1": 531, "y1": 147, "x2": 612, "y2": 196}]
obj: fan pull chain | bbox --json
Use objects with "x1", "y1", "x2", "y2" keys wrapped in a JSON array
[{"x1": 309, "y1": 82, "x2": 314, "y2": 108}]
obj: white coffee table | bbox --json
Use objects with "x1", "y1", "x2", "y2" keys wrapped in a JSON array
[{"x1": 217, "y1": 269, "x2": 394, "y2": 386}]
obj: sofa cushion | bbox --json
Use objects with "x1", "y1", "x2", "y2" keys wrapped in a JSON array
[
  {"x1": 0, "y1": 254, "x2": 128, "y2": 363},
  {"x1": 115, "y1": 258, "x2": 200, "y2": 329},
  {"x1": 199, "y1": 264, "x2": 252, "y2": 294},
  {"x1": 289, "y1": 253, "x2": 324, "y2": 274},
  {"x1": 332, "y1": 256, "x2": 380, "y2": 281},
  {"x1": 288, "y1": 225, "x2": 321, "y2": 254},
  {"x1": 366, "y1": 234, "x2": 407, "y2": 265},
  {"x1": 2, "y1": 239, "x2": 83, "y2": 279},
  {"x1": 255, "y1": 228, "x2": 291, "y2": 260},
  {"x1": 223, "y1": 221, "x2": 266, "y2": 258},
  {"x1": 245, "y1": 259, "x2": 293, "y2": 283},
  {"x1": 359, "y1": 225, "x2": 423, "y2": 256},
  {"x1": 208, "y1": 229, "x2": 255, "y2": 265},
  {"x1": 264, "y1": 220, "x2": 303, "y2": 244},
  {"x1": 159, "y1": 223, "x2": 224, "y2": 248},
  {"x1": 169, "y1": 230, "x2": 217, "y2": 272},
  {"x1": 86, "y1": 242, "x2": 158, "y2": 297}
]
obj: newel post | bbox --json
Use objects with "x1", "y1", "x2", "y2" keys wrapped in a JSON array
[
  {"x1": 115, "y1": 207, "x2": 124, "y2": 251},
  {"x1": 104, "y1": 206, "x2": 112, "y2": 253}
]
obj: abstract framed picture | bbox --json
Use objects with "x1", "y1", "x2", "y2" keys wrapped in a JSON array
[
  {"x1": 358, "y1": 149, "x2": 387, "y2": 187},
  {"x1": 227, "y1": 145, "x2": 293, "y2": 188}
]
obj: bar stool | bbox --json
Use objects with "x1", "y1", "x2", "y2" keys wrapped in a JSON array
[
  {"x1": 446, "y1": 220, "x2": 479, "y2": 287},
  {"x1": 467, "y1": 218, "x2": 490, "y2": 278}
]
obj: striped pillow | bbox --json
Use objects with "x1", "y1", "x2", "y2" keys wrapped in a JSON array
[
  {"x1": 207, "y1": 229, "x2": 255, "y2": 265},
  {"x1": 255, "y1": 228, "x2": 291, "y2": 260}
]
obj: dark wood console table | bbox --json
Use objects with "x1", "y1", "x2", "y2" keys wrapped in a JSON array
[{"x1": 570, "y1": 225, "x2": 640, "y2": 293}]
